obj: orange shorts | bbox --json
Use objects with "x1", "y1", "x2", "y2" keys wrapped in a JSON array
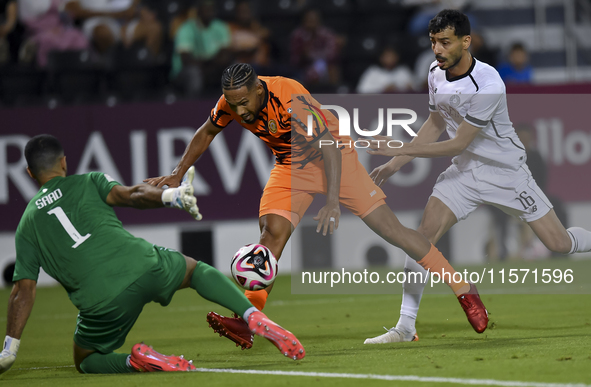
[{"x1": 259, "y1": 152, "x2": 386, "y2": 227}]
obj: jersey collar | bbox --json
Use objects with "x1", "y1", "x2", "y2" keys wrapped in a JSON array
[{"x1": 445, "y1": 55, "x2": 476, "y2": 82}]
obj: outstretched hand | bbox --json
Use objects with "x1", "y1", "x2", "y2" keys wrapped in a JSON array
[
  {"x1": 161, "y1": 166, "x2": 203, "y2": 220},
  {"x1": 144, "y1": 174, "x2": 183, "y2": 189},
  {"x1": 369, "y1": 161, "x2": 399, "y2": 187},
  {"x1": 313, "y1": 201, "x2": 341, "y2": 236},
  {"x1": 366, "y1": 134, "x2": 406, "y2": 157}
]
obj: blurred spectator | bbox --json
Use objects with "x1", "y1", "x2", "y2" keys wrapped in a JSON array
[
  {"x1": 228, "y1": 0, "x2": 270, "y2": 69},
  {"x1": 404, "y1": 0, "x2": 473, "y2": 36},
  {"x1": 18, "y1": 0, "x2": 88, "y2": 67},
  {"x1": 290, "y1": 8, "x2": 340, "y2": 88},
  {"x1": 413, "y1": 47, "x2": 434, "y2": 92},
  {"x1": 0, "y1": 0, "x2": 23, "y2": 64},
  {"x1": 497, "y1": 42, "x2": 533, "y2": 84},
  {"x1": 64, "y1": 0, "x2": 162, "y2": 56},
  {"x1": 470, "y1": 31, "x2": 497, "y2": 68},
  {"x1": 169, "y1": 2, "x2": 196, "y2": 38},
  {"x1": 357, "y1": 46, "x2": 414, "y2": 93},
  {"x1": 170, "y1": 0, "x2": 232, "y2": 96},
  {"x1": 124, "y1": 3, "x2": 162, "y2": 56}
]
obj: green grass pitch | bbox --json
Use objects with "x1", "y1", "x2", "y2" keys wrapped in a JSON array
[{"x1": 1, "y1": 268, "x2": 590, "y2": 387}]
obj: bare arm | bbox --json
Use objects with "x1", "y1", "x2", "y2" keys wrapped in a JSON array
[
  {"x1": 65, "y1": 0, "x2": 139, "y2": 21},
  {"x1": 144, "y1": 119, "x2": 223, "y2": 188},
  {"x1": 106, "y1": 184, "x2": 166, "y2": 208},
  {"x1": 312, "y1": 131, "x2": 342, "y2": 236},
  {"x1": 386, "y1": 112, "x2": 446, "y2": 168},
  {"x1": 369, "y1": 119, "x2": 479, "y2": 158},
  {"x1": 369, "y1": 111, "x2": 446, "y2": 186},
  {"x1": 6, "y1": 280, "x2": 36, "y2": 340},
  {"x1": 0, "y1": 279, "x2": 35, "y2": 373},
  {"x1": 0, "y1": 2, "x2": 17, "y2": 38},
  {"x1": 112, "y1": 167, "x2": 202, "y2": 219}
]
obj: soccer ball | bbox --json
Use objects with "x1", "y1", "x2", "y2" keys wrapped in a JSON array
[{"x1": 231, "y1": 244, "x2": 278, "y2": 290}]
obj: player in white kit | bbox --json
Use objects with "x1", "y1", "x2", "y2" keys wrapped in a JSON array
[{"x1": 364, "y1": 9, "x2": 591, "y2": 343}]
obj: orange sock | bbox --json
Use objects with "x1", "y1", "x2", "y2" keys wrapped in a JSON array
[
  {"x1": 244, "y1": 289, "x2": 269, "y2": 310},
  {"x1": 417, "y1": 245, "x2": 471, "y2": 296}
]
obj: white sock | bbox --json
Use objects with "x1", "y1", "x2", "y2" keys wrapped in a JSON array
[
  {"x1": 396, "y1": 255, "x2": 429, "y2": 333},
  {"x1": 396, "y1": 315, "x2": 417, "y2": 334},
  {"x1": 567, "y1": 227, "x2": 591, "y2": 253},
  {"x1": 242, "y1": 306, "x2": 258, "y2": 321}
]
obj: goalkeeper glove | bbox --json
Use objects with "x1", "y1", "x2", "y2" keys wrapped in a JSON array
[
  {"x1": 161, "y1": 166, "x2": 203, "y2": 220},
  {"x1": 0, "y1": 336, "x2": 19, "y2": 374}
]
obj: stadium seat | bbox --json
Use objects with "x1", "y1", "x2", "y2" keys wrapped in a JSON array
[
  {"x1": 342, "y1": 58, "x2": 375, "y2": 90},
  {"x1": 315, "y1": 0, "x2": 353, "y2": 15},
  {"x1": 0, "y1": 65, "x2": 47, "y2": 106},
  {"x1": 323, "y1": 14, "x2": 353, "y2": 35},
  {"x1": 257, "y1": 0, "x2": 302, "y2": 18},
  {"x1": 47, "y1": 50, "x2": 105, "y2": 104},
  {"x1": 356, "y1": 0, "x2": 409, "y2": 13},
  {"x1": 143, "y1": 0, "x2": 183, "y2": 23},
  {"x1": 217, "y1": 0, "x2": 238, "y2": 21},
  {"x1": 577, "y1": 49, "x2": 591, "y2": 66},
  {"x1": 471, "y1": 8, "x2": 535, "y2": 28},
  {"x1": 349, "y1": 12, "x2": 409, "y2": 35},
  {"x1": 342, "y1": 34, "x2": 383, "y2": 61},
  {"x1": 530, "y1": 51, "x2": 566, "y2": 68},
  {"x1": 107, "y1": 45, "x2": 168, "y2": 101}
]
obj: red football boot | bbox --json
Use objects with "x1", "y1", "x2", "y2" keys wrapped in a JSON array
[
  {"x1": 129, "y1": 343, "x2": 196, "y2": 372},
  {"x1": 458, "y1": 283, "x2": 489, "y2": 333},
  {"x1": 206, "y1": 312, "x2": 254, "y2": 349},
  {"x1": 247, "y1": 311, "x2": 305, "y2": 360}
]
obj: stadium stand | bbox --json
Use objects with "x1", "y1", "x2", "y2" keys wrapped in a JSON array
[{"x1": 1, "y1": 0, "x2": 591, "y2": 106}]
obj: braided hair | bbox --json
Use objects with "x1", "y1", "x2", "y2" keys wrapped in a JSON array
[{"x1": 221, "y1": 63, "x2": 258, "y2": 90}]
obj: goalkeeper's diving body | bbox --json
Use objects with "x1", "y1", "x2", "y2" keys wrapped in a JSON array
[
  {"x1": 145, "y1": 63, "x2": 490, "y2": 350},
  {"x1": 0, "y1": 135, "x2": 304, "y2": 376}
]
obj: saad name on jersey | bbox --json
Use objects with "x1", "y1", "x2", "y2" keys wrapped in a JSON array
[{"x1": 36, "y1": 188, "x2": 63, "y2": 209}]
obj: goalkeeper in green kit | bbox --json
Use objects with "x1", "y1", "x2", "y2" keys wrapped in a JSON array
[{"x1": 0, "y1": 135, "x2": 304, "y2": 375}]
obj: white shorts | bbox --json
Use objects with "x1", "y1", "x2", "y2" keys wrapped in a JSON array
[{"x1": 431, "y1": 163, "x2": 552, "y2": 223}]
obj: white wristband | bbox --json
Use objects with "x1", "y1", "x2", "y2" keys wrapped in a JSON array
[
  {"x1": 161, "y1": 188, "x2": 177, "y2": 207},
  {"x1": 3, "y1": 336, "x2": 19, "y2": 355}
]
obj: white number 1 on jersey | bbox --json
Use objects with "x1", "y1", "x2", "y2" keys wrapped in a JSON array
[{"x1": 47, "y1": 207, "x2": 91, "y2": 248}]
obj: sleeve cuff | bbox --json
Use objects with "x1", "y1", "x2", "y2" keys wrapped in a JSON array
[
  {"x1": 464, "y1": 114, "x2": 489, "y2": 128},
  {"x1": 209, "y1": 115, "x2": 229, "y2": 129},
  {"x1": 307, "y1": 129, "x2": 329, "y2": 145}
]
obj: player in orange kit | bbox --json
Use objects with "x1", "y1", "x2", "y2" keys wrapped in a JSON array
[{"x1": 145, "y1": 63, "x2": 488, "y2": 349}]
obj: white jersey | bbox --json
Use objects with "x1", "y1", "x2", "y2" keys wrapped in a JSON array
[{"x1": 428, "y1": 58, "x2": 526, "y2": 171}]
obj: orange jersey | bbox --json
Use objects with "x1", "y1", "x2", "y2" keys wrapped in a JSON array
[{"x1": 210, "y1": 76, "x2": 354, "y2": 168}]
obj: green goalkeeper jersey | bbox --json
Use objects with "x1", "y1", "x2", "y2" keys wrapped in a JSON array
[{"x1": 14, "y1": 172, "x2": 158, "y2": 313}]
